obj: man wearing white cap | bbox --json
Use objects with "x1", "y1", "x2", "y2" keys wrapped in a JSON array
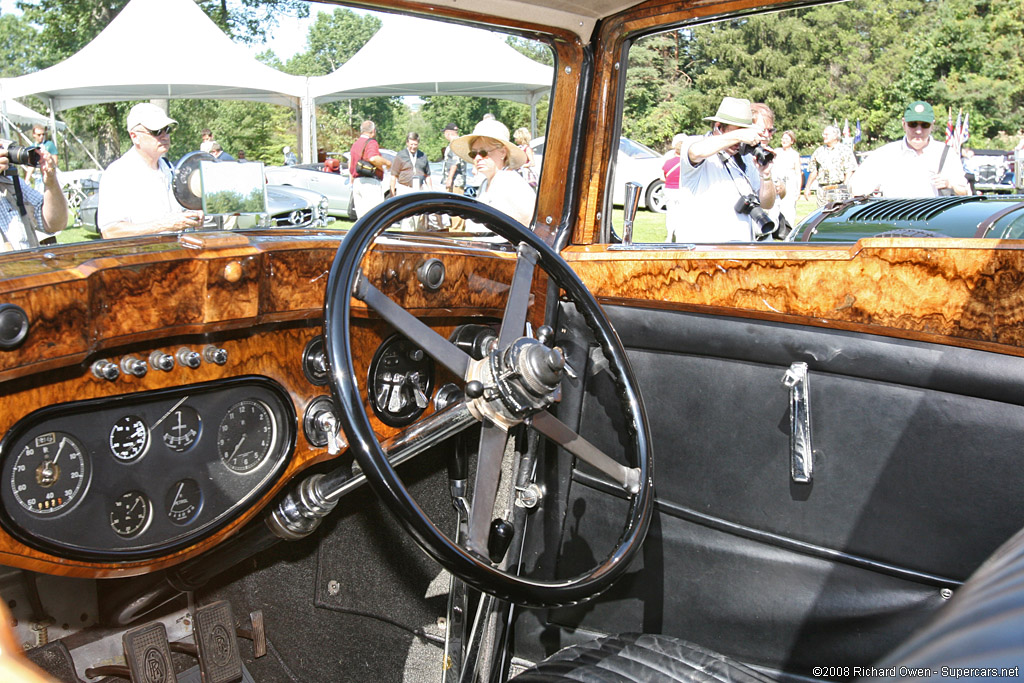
[
  {"x1": 675, "y1": 96, "x2": 776, "y2": 242},
  {"x1": 98, "y1": 102, "x2": 204, "y2": 238}
]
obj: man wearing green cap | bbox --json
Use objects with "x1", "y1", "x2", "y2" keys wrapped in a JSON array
[
  {"x1": 850, "y1": 100, "x2": 968, "y2": 198},
  {"x1": 675, "y1": 96, "x2": 776, "y2": 242}
]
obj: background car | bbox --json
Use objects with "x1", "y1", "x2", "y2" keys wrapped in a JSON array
[
  {"x1": 77, "y1": 180, "x2": 329, "y2": 232},
  {"x1": 791, "y1": 193, "x2": 1024, "y2": 241},
  {"x1": 266, "y1": 150, "x2": 397, "y2": 221},
  {"x1": 966, "y1": 149, "x2": 1016, "y2": 193},
  {"x1": 531, "y1": 135, "x2": 668, "y2": 212}
]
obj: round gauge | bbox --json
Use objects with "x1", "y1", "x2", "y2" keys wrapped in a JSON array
[
  {"x1": 109, "y1": 416, "x2": 149, "y2": 462},
  {"x1": 109, "y1": 491, "x2": 151, "y2": 537},
  {"x1": 217, "y1": 400, "x2": 277, "y2": 473},
  {"x1": 10, "y1": 432, "x2": 91, "y2": 515},
  {"x1": 165, "y1": 478, "x2": 202, "y2": 526},
  {"x1": 161, "y1": 406, "x2": 201, "y2": 452}
]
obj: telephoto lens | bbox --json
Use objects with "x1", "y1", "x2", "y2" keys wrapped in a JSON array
[{"x1": 2, "y1": 143, "x2": 42, "y2": 168}]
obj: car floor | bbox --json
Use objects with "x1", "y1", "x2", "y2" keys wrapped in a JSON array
[{"x1": 204, "y1": 452, "x2": 455, "y2": 682}]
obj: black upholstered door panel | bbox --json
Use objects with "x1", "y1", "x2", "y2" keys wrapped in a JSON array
[{"x1": 542, "y1": 305, "x2": 1024, "y2": 671}]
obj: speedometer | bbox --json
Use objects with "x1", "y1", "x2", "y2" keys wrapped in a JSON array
[{"x1": 10, "y1": 432, "x2": 91, "y2": 515}]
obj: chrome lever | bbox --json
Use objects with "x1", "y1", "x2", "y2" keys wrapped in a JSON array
[{"x1": 782, "y1": 362, "x2": 814, "y2": 484}]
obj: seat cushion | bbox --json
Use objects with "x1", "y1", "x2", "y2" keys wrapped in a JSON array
[{"x1": 514, "y1": 633, "x2": 776, "y2": 683}]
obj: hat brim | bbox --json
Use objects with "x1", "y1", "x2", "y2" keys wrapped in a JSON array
[
  {"x1": 450, "y1": 134, "x2": 527, "y2": 170},
  {"x1": 702, "y1": 114, "x2": 753, "y2": 127}
]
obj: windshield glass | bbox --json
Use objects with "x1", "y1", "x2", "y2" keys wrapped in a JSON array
[
  {"x1": 1, "y1": 8, "x2": 552, "y2": 251},
  {"x1": 611, "y1": 0, "x2": 1024, "y2": 244}
]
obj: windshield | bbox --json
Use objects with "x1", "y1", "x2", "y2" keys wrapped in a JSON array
[
  {"x1": 610, "y1": 0, "x2": 1024, "y2": 243},
  {"x1": 1, "y1": 9, "x2": 553, "y2": 252}
]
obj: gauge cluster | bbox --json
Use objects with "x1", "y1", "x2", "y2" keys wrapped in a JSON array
[{"x1": 0, "y1": 377, "x2": 294, "y2": 561}]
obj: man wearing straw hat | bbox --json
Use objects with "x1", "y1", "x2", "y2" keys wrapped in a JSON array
[{"x1": 675, "y1": 96, "x2": 776, "y2": 242}]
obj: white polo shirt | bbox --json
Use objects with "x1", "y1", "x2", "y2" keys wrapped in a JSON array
[
  {"x1": 850, "y1": 136, "x2": 968, "y2": 198},
  {"x1": 676, "y1": 134, "x2": 763, "y2": 242},
  {"x1": 98, "y1": 147, "x2": 181, "y2": 234}
]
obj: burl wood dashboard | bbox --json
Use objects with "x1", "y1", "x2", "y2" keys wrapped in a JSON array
[{"x1": 0, "y1": 230, "x2": 518, "y2": 579}]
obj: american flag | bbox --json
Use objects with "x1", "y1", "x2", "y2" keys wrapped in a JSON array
[{"x1": 952, "y1": 110, "x2": 963, "y2": 148}]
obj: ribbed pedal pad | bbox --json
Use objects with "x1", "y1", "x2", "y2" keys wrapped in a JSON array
[
  {"x1": 123, "y1": 622, "x2": 178, "y2": 683},
  {"x1": 193, "y1": 600, "x2": 243, "y2": 683}
]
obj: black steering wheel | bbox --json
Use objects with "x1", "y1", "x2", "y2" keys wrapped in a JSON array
[{"x1": 324, "y1": 192, "x2": 653, "y2": 607}]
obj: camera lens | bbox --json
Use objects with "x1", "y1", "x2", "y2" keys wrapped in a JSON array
[{"x1": 6, "y1": 145, "x2": 42, "y2": 168}]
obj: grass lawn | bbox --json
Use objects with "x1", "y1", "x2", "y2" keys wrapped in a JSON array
[
  {"x1": 54, "y1": 198, "x2": 819, "y2": 246},
  {"x1": 615, "y1": 197, "x2": 819, "y2": 244}
]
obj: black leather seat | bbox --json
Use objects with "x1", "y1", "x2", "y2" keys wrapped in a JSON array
[
  {"x1": 516, "y1": 526, "x2": 1024, "y2": 682},
  {"x1": 513, "y1": 633, "x2": 774, "y2": 683}
]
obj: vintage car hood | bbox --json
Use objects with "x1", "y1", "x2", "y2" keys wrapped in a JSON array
[{"x1": 797, "y1": 195, "x2": 1024, "y2": 241}]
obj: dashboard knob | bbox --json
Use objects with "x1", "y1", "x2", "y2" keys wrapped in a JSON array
[
  {"x1": 203, "y1": 345, "x2": 228, "y2": 365},
  {"x1": 0, "y1": 303, "x2": 29, "y2": 350},
  {"x1": 176, "y1": 348, "x2": 202, "y2": 369},
  {"x1": 149, "y1": 350, "x2": 175, "y2": 372},
  {"x1": 465, "y1": 380, "x2": 484, "y2": 399},
  {"x1": 120, "y1": 356, "x2": 148, "y2": 377},
  {"x1": 91, "y1": 360, "x2": 120, "y2": 381},
  {"x1": 417, "y1": 258, "x2": 446, "y2": 291}
]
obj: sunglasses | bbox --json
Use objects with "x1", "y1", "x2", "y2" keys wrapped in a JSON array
[
  {"x1": 906, "y1": 121, "x2": 932, "y2": 129},
  {"x1": 469, "y1": 147, "x2": 499, "y2": 159},
  {"x1": 138, "y1": 125, "x2": 174, "y2": 137}
]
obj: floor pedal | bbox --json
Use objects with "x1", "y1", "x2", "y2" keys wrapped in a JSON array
[
  {"x1": 193, "y1": 600, "x2": 243, "y2": 683},
  {"x1": 123, "y1": 621, "x2": 178, "y2": 683}
]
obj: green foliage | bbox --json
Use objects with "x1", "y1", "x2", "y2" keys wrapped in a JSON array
[
  {"x1": 0, "y1": 13, "x2": 42, "y2": 77},
  {"x1": 623, "y1": 0, "x2": 1024, "y2": 153}
]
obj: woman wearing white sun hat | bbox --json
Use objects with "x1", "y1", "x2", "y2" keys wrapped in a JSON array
[{"x1": 451, "y1": 119, "x2": 536, "y2": 227}]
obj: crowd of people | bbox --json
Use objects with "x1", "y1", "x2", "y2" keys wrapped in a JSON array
[
  {"x1": 660, "y1": 96, "x2": 974, "y2": 243},
  {"x1": 1, "y1": 96, "x2": 1015, "y2": 250}
]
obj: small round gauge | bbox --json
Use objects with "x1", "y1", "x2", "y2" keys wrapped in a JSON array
[
  {"x1": 161, "y1": 406, "x2": 201, "y2": 452},
  {"x1": 109, "y1": 416, "x2": 149, "y2": 462},
  {"x1": 165, "y1": 478, "x2": 201, "y2": 526},
  {"x1": 109, "y1": 491, "x2": 151, "y2": 537},
  {"x1": 10, "y1": 432, "x2": 91, "y2": 515},
  {"x1": 217, "y1": 400, "x2": 277, "y2": 473}
]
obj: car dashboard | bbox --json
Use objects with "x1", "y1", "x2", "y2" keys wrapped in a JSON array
[{"x1": 0, "y1": 229, "x2": 516, "y2": 580}]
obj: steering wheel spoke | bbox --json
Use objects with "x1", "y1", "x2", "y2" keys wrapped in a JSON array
[
  {"x1": 528, "y1": 411, "x2": 641, "y2": 494},
  {"x1": 496, "y1": 243, "x2": 539, "y2": 352},
  {"x1": 465, "y1": 421, "x2": 511, "y2": 559},
  {"x1": 353, "y1": 270, "x2": 473, "y2": 380}
]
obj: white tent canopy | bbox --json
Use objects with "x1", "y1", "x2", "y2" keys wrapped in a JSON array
[
  {"x1": 0, "y1": 0, "x2": 306, "y2": 110},
  {"x1": 1, "y1": 99, "x2": 66, "y2": 130},
  {"x1": 308, "y1": 16, "x2": 553, "y2": 105}
]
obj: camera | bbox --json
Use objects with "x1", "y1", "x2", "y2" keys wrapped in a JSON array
[
  {"x1": 0, "y1": 139, "x2": 42, "y2": 168},
  {"x1": 734, "y1": 193, "x2": 776, "y2": 238},
  {"x1": 737, "y1": 142, "x2": 775, "y2": 166}
]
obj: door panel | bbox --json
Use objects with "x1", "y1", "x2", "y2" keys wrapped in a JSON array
[{"x1": 542, "y1": 303, "x2": 1024, "y2": 670}]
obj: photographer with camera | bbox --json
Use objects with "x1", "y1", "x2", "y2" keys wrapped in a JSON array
[
  {"x1": 0, "y1": 139, "x2": 68, "y2": 252},
  {"x1": 675, "y1": 96, "x2": 776, "y2": 242}
]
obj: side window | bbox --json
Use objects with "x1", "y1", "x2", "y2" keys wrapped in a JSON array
[{"x1": 611, "y1": 0, "x2": 1023, "y2": 245}]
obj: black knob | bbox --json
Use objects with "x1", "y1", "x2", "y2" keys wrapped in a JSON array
[
  {"x1": 417, "y1": 258, "x2": 446, "y2": 291},
  {"x1": 465, "y1": 380, "x2": 484, "y2": 399},
  {"x1": 487, "y1": 519, "x2": 515, "y2": 564},
  {"x1": 536, "y1": 325, "x2": 554, "y2": 346},
  {"x1": 0, "y1": 304, "x2": 29, "y2": 350}
]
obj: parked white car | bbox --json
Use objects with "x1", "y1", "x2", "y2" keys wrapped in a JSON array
[
  {"x1": 265, "y1": 149, "x2": 398, "y2": 220},
  {"x1": 531, "y1": 135, "x2": 667, "y2": 212}
]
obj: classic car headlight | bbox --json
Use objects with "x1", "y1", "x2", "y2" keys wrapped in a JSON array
[{"x1": 318, "y1": 196, "x2": 330, "y2": 223}]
